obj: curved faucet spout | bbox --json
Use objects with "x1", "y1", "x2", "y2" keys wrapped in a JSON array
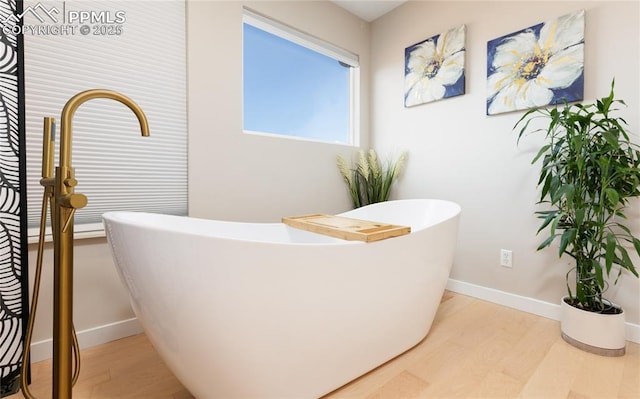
[
  {"x1": 47, "y1": 89, "x2": 150, "y2": 398},
  {"x1": 60, "y1": 89, "x2": 150, "y2": 168}
]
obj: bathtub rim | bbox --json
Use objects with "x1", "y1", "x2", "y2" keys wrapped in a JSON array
[{"x1": 102, "y1": 198, "x2": 461, "y2": 246}]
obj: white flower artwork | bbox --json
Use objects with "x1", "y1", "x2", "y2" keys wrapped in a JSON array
[
  {"x1": 486, "y1": 10, "x2": 585, "y2": 115},
  {"x1": 404, "y1": 25, "x2": 466, "y2": 107}
]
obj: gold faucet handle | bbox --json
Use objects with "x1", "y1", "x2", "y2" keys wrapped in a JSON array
[
  {"x1": 59, "y1": 193, "x2": 87, "y2": 233},
  {"x1": 59, "y1": 193, "x2": 88, "y2": 209},
  {"x1": 64, "y1": 178, "x2": 78, "y2": 188}
]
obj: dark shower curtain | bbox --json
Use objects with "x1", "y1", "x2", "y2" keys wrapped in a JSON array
[{"x1": 0, "y1": 0, "x2": 29, "y2": 395}]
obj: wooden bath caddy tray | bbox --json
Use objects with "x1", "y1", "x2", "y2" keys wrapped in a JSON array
[{"x1": 282, "y1": 214, "x2": 411, "y2": 242}]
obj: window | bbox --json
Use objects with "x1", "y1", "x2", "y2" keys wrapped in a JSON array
[
  {"x1": 242, "y1": 8, "x2": 359, "y2": 145},
  {"x1": 24, "y1": 1, "x2": 187, "y2": 240}
]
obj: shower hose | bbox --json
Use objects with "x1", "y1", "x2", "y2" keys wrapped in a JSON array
[{"x1": 20, "y1": 185, "x2": 81, "y2": 398}]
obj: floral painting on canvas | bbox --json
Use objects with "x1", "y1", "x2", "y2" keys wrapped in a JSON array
[
  {"x1": 486, "y1": 10, "x2": 584, "y2": 115},
  {"x1": 404, "y1": 25, "x2": 466, "y2": 107}
]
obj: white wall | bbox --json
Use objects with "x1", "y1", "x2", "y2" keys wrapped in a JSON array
[
  {"x1": 26, "y1": 239, "x2": 136, "y2": 346},
  {"x1": 370, "y1": 1, "x2": 640, "y2": 324},
  {"x1": 187, "y1": 0, "x2": 371, "y2": 222}
]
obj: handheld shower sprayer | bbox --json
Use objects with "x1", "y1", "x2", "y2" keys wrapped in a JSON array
[{"x1": 21, "y1": 90, "x2": 150, "y2": 399}]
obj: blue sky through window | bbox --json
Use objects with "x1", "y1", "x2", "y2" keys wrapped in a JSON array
[{"x1": 243, "y1": 23, "x2": 351, "y2": 144}]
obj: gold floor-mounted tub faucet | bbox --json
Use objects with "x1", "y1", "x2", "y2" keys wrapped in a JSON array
[{"x1": 22, "y1": 89, "x2": 149, "y2": 399}]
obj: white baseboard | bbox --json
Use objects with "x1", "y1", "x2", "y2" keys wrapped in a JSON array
[
  {"x1": 29, "y1": 317, "x2": 143, "y2": 363},
  {"x1": 446, "y1": 278, "x2": 640, "y2": 344}
]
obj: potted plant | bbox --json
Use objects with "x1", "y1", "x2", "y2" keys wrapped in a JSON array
[
  {"x1": 337, "y1": 149, "x2": 407, "y2": 208},
  {"x1": 515, "y1": 80, "x2": 640, "y2": 356}
]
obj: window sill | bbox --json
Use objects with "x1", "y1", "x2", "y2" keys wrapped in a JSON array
[
  {"x1": 27, "y1": 223, "x2": 107, "y2": 244},
  {"x1": 243, "y1": 129, "x2": 356, "y2": 146}
]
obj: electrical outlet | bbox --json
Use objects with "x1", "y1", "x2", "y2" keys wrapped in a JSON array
[{"x1": 500, "y1": 249, "x2": 513, "y2": 268}]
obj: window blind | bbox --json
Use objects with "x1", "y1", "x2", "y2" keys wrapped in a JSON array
[
  {"x1": 243, "y1": 7, "x2": 359, "y2": 68},
  {"x1": 23, "y1": 0, "x2": 187, "y2": 239}
]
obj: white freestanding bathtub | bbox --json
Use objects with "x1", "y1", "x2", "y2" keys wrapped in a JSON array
[{"x1": 103, "y1": 199, "x2": 461, "y2": 399}]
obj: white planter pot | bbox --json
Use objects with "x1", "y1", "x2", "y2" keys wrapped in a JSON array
[{"x1": 560, "y1": 296, "x2": 626, "y2": 356}]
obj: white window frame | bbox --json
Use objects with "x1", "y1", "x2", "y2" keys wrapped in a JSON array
[{"x1": 242, "y1": 8, "x2": 360, "y2": 146}]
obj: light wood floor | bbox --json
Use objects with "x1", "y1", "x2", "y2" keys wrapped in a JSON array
[{"x1": 10, "y1": 292, "x2": 639, "y2": 398}]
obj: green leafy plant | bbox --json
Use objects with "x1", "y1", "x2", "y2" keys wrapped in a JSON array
[
  {"x1": 337, "y1": 149, "x2": 407, "y2": 208},
  {"x1": 515, "y1": 80, "x2": 640, "y2": 313}
]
